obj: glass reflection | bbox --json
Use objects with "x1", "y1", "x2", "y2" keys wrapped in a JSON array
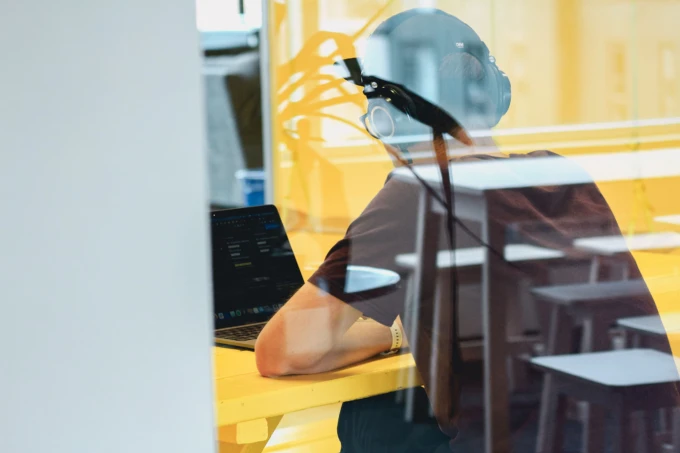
[{"x1": 256, "y1": 3, "x2": 680, "y2": 453}]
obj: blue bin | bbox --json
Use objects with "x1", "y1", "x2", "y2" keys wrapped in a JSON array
[{"x1": 235, "y1": 169, "x2": 266, "y2": 206}]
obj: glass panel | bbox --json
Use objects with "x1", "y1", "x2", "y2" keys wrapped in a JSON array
[{"x1": 257, "y1": 1, "x2": 680, "y2": 451}]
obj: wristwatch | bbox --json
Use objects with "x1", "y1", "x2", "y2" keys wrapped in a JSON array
[{"x1": 381, "y1": 320, "x2": 403, "y2": 356}]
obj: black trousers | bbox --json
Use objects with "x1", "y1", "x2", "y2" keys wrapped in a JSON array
[{"x1": 337, "y1": 387, "x2": 453, "y2": 453}]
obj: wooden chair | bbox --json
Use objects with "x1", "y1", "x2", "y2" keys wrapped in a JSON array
[
  {"x1": 617, "y1": 313, "x2": 680, "y2": 450},
  {"x1": 532, "y1": 349, "x2": 680, "y2": 453},
  {"x1": 532, "y1": 280, "x2": 650, "y2": 353},
  {"x1": 617, "y1": 313, "x2": 680, "y2": 349},
  {"x1": 532, "y1": 280, "x2": 651, "y2": 453}
]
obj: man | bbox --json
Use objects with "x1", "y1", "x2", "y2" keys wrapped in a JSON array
[
  {"x1": 255, "y1": 7, "x2": 673, "y2": 452},
  {"x1": 255, "y1": 9, "x2": 510, "y2": 449},
  {"x1": 256, "y1": 7, "x2": 498, "y2": 379}
]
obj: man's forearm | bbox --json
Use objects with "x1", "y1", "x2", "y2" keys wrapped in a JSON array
[
  {"x1": 255, "y1": 282, "x2": 405, "y2": 377},
  {"x1": 295, "y1": 318, "x2": 394, "y2": 374}
]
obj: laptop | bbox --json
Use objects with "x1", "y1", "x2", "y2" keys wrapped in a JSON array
[{"x1": 211, "y1": 205, "x2": 304, "y2": 348}]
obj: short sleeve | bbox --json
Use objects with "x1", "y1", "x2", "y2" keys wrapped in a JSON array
[{"x1": 308, "y1": 176, "x2": 421, "y2": 325}]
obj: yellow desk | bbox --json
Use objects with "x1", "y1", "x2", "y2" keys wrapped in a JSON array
[{"x1": 214, "y1": 347, "x2": 421, "y2": 453}]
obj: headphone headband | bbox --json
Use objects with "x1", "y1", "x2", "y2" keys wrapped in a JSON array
[{"x1": 361, "y1": 8, "x2": 511, "y2": 128}]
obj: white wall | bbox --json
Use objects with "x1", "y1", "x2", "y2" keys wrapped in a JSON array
[{"x1": 0, "y1": 1, "x2": 215, "y2": 453}]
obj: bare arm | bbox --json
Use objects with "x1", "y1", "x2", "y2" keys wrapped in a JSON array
[{"x1": 255, "y1": 282, "x2": 396, "y2": 376}]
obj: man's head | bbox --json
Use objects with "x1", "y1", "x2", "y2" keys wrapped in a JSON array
[{"x1": 361, "y1": 8, "x2": 511, "y2": 135}]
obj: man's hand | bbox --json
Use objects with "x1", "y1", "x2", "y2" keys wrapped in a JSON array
[{"x1": 255, "y1": 282, "x2": 395, "y2": 377}]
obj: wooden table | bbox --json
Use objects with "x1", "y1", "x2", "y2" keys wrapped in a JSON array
[
  {"x1": 391, "y1": 148, "x2": 680, "y2": 453},
  {"x1": 214, "y1": 347, "x2": 421, "y2": 453}
]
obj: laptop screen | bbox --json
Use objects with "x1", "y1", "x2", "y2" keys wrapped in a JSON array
[{"x1": 211, "y1": 205, "x2": 304, "y2": 330}]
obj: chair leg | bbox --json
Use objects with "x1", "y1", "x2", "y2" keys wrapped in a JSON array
[
  {"x1": 507, "y1": 278, "x2": 531, "y2": 393},
  {"x1": 536, "y1": 373, "x2": 559, "y2": 453},
  {"x1": 629, "y1": 411, "x2": 656, "y2": 453},
  {"x1": 613, "y1": 408, "x2": 635, "y2": 453},
  {"x1": 550, "y1": 392, "x2": 568, "y2": 453},
  {"x1": 588, "y1": 256, "x2": 601, "y2": 283},
  {"x1": 630, "y1": 332, "x2": 642, "y2": 349},
  {"x1": 579, "y1": 315, "x2": 610, "y2": 452},
  {"x1": 582, "y1": 404, "x2": 606, "y2": 453},
  {"x1": 671, "y1": 407, "x2": 680, "y2": 453},
  {"x1": 580, "y1": 315, "x2": 612, "y2": 353},
  {"x1": 535, "y1": 305, "x2": 573, "y2": 453},
  {"x1": 643, "y1": 411, "x2": 656, "y2": 453}
]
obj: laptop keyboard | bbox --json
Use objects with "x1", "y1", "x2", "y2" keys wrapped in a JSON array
[{"x1": 216, "y1": 324, "x2": 265, "y2": 341}]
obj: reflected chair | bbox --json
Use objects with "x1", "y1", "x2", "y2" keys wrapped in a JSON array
[
  {"x1": 532, "y1": 349, "x2": 680, "y2": 453},
  {"x1": 532, "y1": 280, "x2": 650, "y2": 453}
]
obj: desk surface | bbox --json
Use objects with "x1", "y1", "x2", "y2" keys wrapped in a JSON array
[
  {"x1": 618, "y1": 313, "x2": 680, "y2": 336},
  {"x1": 573, "y1": 232, "x2": 680, "y2": 255},
  {"x1": 656, "y1": 215, "x2": 680, "y2": 226},
  {"x1": 532, "y1": 349, "x2": 680, "y2": 387},
  {"x1": 531, "y1": 279, "x2": 648, "y2": 305},
  {"x1": 213, "y1": 347, "x2": 420, "y2": 427},
  {"x1": 396, "y1": 244, "x2": 565, "y2": 269},
  {"x1": 391, "y1": 148, "x2": 680, "y2": 193}
]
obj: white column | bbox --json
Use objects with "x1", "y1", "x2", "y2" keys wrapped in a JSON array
[{"x1": 0, "y1": 1, "x2": 215, "y2": 453}]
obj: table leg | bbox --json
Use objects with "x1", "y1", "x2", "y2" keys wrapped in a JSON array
[
  {"x1": 218, "y1": 416, "x2": 283, "y2": 453},
  {"x1": 588, "y1": 256, "x2": 601, "y2": 283},
  {"x1": 551, "y1": 391, "x2": 569, "y2": 453},
  {"x1": 536, "y1": 304, "x2": 574, "y2": 453},
  {"x1": 615, "y1": 406, "x2": 636, "y2": 453},
  {"x1": 621, "y1": 262, "x2": 631, "y2": 281},
  {"x1": 406, "y1": 189, "x2": 442, "y2": 424},
  {"x1": 640, "y1": 410, "x2": 657, "y2": 453},
  {"x1": 630, "y1": 332, "x2": 642, "y2": 349},
  {"x1": 507, "y1": 277, "x2": 529, "y2": 393},
  {"x1": 580, "y1": 314, "x2": 610, "y2": 453},
  {"x1": 671, "y1": 407, "x2": 680, "y2": 453},
  {"x1": 481, "y1": 210, "x2": 510, "y2": 453}
]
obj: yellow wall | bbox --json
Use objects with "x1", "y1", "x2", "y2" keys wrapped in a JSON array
[{"x1": 266, "y1": 0, "x2": 680, "y2": 269}]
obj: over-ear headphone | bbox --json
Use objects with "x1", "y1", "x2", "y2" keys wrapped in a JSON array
[{"x1": 359, "y1": 8, "x2": 511, "y2": 142}]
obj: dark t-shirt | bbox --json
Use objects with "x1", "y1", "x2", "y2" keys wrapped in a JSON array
[
  {"x1": 308, "y1": 150, "x2": 678, "y2": 449},
  {"x1": 309, "y1": 169, "x2": 421, "y2": 325},
  {"x1": 308, "y1": 150, "x2": 654, "y2": 324}
]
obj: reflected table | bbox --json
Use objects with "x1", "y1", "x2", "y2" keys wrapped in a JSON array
[
  {"x1": 574, "y1": 232, "x2": 680, "y2": 255},
  {"x1": 618, "y1": 312, "x2": 680, "y2": 349},
  {"x1": 391, "y1": 148, "x2": 680, "y2": 453},
  {"x1": 573, "y1": 232, "x2": 680, "y2": 281},
  {"x1": 656, "y1": 215, "x2": 680, "y2": 226},
  {"x1": 345, "y1": 265, "x2": 401, "y2": 296}
]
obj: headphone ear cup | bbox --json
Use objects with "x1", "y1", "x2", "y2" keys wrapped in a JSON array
[
  {"x1": 484, "y1": 57, "x2": 512, "y2": 127},
  {"x1": 498, "y1": 71, "x2": 512, "y2": 119},
  {"x1": 365, "y1": 98, "x2": 398, "y2": 139}
]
